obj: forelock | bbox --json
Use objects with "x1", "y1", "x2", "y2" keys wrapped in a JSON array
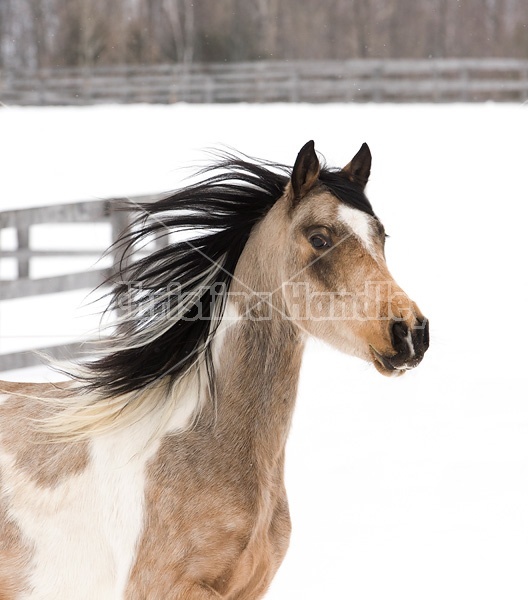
[{"x1": 318, "y1": 169, "x2": 375, "y2": 216}]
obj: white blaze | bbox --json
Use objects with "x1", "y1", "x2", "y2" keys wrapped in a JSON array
[{"x1": 337, "y1": 204, "x2": 376, "y2": 256}]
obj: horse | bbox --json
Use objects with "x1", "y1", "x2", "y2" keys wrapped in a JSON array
[{"x1": 0, "y1": 141, "x2": 429, "y2": 599}]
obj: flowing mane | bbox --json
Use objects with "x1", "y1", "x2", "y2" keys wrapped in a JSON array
[
  {"x1": 69, "y1": 153, "x2": 373, "y2": 397},
  {"x1": 80, "y1": 156, "x2": 290, "y2": 399},
  {"x1": 47, "y1": 152, "x2": 374, "y2": 437}
]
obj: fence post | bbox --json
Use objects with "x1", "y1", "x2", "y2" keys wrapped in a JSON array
[
  {"x1": 289, "y1": 72, "x2": 299, "y2": 102},
  {"x1": 37, "y1": 70, "x2": 46, "y2": 104},
  {"x1": 82, "y1": 66, "x2": 93, "y2": 103},
  {"x1": 373, "y1": 64, "x2": 384, "y2": 102},
  {"x1": 205, "y1": 75, "x2": 214, "y2": 103},
  {"x1": 461, "y1": 67, "x2": 470, "y2": 102},
  {"x1": 522, "y1": 66, "x2": 528, "y2": 104},
  {"x1": 433, "y1": 61, "x2": 441, "y2": 103},
  {"x1": 16, "y1": 226, "x2": 30, "y2": 279}
]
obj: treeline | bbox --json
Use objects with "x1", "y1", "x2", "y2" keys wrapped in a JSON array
[{"x1": 1, "y1": 0, "x2": 528, "y2": 70}]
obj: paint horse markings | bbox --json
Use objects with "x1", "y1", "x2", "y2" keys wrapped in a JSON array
[{"x1": 0, "y1": 141, "x2": 429, "y2": 599}]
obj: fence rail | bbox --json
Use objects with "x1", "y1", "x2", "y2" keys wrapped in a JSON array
[
  {"x1": 0, "y1": 196, "x2": 155, "y2": 372},
  {"x1": 1, "y1": 59, "x2": 528, "y2": 105}
]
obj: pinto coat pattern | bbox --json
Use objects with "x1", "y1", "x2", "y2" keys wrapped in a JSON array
[{"x1": 0, "y1": 142, "x2": 428, "y2": 599}]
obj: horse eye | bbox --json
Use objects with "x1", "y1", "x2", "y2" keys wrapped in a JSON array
[{"x1": 309, "y1": 234, "x2": 331, "y2": 249}]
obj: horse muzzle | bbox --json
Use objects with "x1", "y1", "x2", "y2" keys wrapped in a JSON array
[{"x1": 370, "y1": 317, "x2": 430, "y2": 376}]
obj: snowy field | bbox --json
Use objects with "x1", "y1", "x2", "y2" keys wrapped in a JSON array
[{"x1": 1, "y1": 102, "x2": 528, "y2": 599}]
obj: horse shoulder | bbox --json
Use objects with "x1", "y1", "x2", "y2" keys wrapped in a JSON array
[
  {"x1": 0, "y1": 381, "x2": 90, "y2": 597},
  {"x1": 126, "y1": 431, "x2": 291, "y2": 599}
]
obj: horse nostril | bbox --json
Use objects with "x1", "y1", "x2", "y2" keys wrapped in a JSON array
[
  {"x1": 414, "y1": 317, "x2": 430, "y2": 352},
  {"x1": 421, "y1": 318, "x2": 430, "y2": 350},
  {"x1": 390, "y1": 320, "x2": 409, "y2": 354}
]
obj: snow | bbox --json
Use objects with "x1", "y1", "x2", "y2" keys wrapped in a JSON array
[{"x1": 1, "y1": 102, "x2": 528, "y2": 599}]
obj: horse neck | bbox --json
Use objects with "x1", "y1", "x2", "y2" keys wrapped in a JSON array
[
  {"x1": 210, "y1": 205, "x2": 305, "y2": 470},
  {"x1": 212, "y1": 307, "x2": 304, "y2": 471}
]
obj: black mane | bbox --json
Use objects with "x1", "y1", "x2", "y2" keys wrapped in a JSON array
[
  {"x1": 78, "y1": 154, "x2": 374, "y2": 398},
  {"x1": 318, "y1": 170, "x2": 374, "y2": 216}
]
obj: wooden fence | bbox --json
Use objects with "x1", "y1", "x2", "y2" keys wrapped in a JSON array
[
  {"x1": 1, "y1": 58, "x2": 528, "y2": 105},
  {"x1": 0, "y1": 196, "x2": 154, "y2": 372}
]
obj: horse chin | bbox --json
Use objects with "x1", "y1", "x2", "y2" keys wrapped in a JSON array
[{"x1": 369, "y1": 347, "x2": 406, "y2": 378}]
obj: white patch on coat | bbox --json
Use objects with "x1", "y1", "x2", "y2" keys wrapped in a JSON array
[
  {"x1": 0, "y1": 403, "x2": 177, "y2": 600},
  {"x1": 165, "y1": 368, "x2": 206, "y2": 433},
  {"x1": 338, "y1": 205, "x2": 376, "y2": 256},
  {"x1": 211, "y1": 301, "x2": 241, "y2": 372}
]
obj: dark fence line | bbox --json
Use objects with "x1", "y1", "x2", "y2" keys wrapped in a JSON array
[
  {"x1": 0, "y1": 196, "x2": 155, "y2": 372},
  {"x1": 0, "y1": 342, "x2": 86, "y2": 373},
  {"x1": 1, "y1": 59, "x2": 528, "y2": 105},
  {"x1": 0, "y1": 200, "x2": 123, "y2": 300}
]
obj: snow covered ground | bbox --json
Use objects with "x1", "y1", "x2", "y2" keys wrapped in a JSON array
[{"x1": 1, "y1": 102, "x2": 528, "y2": 599}]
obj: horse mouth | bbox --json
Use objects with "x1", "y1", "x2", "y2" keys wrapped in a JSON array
[{"x1": 369, "y1": 346, "x2": 412, "y2": 377}]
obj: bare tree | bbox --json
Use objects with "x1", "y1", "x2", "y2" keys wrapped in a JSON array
[
  {"x1": 1, "y1": 0, "x2": 528, "y2": 71},
  {"x1": 162, "y1": 0, "x2": 195, "y2": 63},
  {"x1": 254, "y1": 0, "x2": 280, "y2": 58}
]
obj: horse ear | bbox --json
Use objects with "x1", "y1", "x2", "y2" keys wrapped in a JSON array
[
  {"x1": 342, "y1": 143, "x2": 371, "y2": 190},
  {"x1": 291, "y1": 140, "x2": 320, "y2": 203}
]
